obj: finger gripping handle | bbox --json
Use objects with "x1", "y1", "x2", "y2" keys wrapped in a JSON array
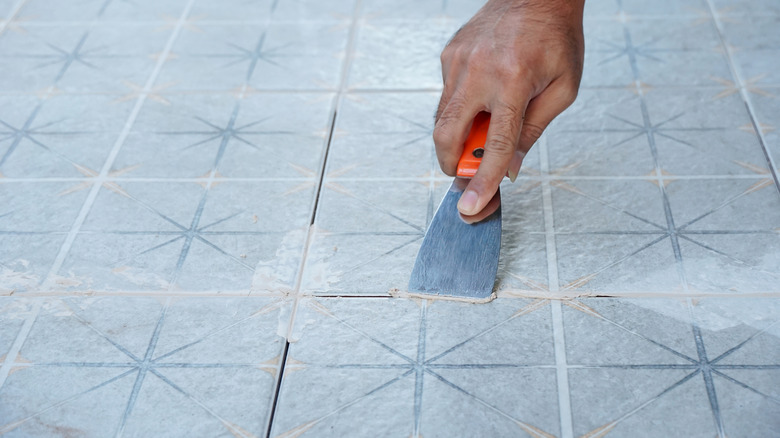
[{"x1": 456, "y1": 111, "x2": 490, "y2": 178}]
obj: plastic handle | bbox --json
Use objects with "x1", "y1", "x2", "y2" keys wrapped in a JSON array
[{"x1": 456, "y1": 112, "x2": 490, "y2": 178}]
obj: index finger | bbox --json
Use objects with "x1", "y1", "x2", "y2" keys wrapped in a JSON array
[{"x1": 457, "y1": 101, "x2": 527, "y2": 216}]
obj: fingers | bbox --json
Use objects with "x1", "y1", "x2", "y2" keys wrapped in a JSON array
[
  {"x1": 458, "y1": 101, "x2": 527, "y2": 216},
  {"x1": 459, "y1": 189, "x2": 500, "y2": 224},
  {"x1": 433, "y1": 84, "x2": 483, "y2": 176},
  {"x1": 506, "y1": 78, "x2": 580, "y2": 177}
]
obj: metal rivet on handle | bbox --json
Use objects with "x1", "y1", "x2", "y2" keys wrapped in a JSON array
[{"x1": 473, "y1": 148, "x2": 484, "y2": 158}]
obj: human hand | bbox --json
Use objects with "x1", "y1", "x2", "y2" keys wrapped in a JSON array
[{"x1": 434, "y1": 0, "x2": 585, "y2": 223}]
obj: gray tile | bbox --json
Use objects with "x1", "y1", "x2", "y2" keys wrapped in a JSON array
[
  {"x1": 0, "y1": 182, "x2": 89, "y2": 232},
  {"x1": 362, "y1": 0, "x2": 481, "y2": 21},
  {"x1": 155, "y1": 22, "x2": 348, "y2": 91},
  {"x1": 680, "y1": 234, "x2": 780, "y2": 293},
  {"x1": 115, "y1": 92, "x2": 333, "y2": 178},
  {"x1": 552, "y1": 179, "x2": 668, "y2": 232},
  {"x1": 712, "y1": 0, "x2": 780, "y2": 16},
  {"x1": 721, "y1": 15, "x2": 780, "y2": 50},
  {"x1": 0, "y1": 298, "x2": 33, "y2": 356},
  {"x1": 348, "y1": 20, "x2": 457, "y2": 90},
  {"x1": 654, "y1": 128, "x2": 769, "y2": 177},
  {"x1": 550, "y1": 88, "x2": 644, "y2": 133},
  {"x1": 190, "y1": 0, "x2": 354, "y2": 21},
  {"x1": 564, "y1": 298, "x2": 711, "y2": 436},
  {"x1": 666, "y1": 178, "x2": 780, "y2": 231},
  {"x1": 17, "y1": 0, "x2": 183, "y2": 21},
  {"x1": 731, "y1": 49, "x2": 780, "y2": 87},
  {"x1": 0, "y1": 235, "x2": 67, "y2": 293},
  {"x1": 0, "y1": 296, "x2": 287, "y2": 436},
  {"x1": 620, "y1": 0, "x2": 709, "y2": 17},
  {"x1": 0, "y1": 25, "x2": 167, "y2": 93},
  {"x1": 556, "y1": 234, "x2": 683, "y2": 293},
  {"x1": 272, "y1": 297, "x2": 560, "y2": 437},
  {"x1": 63, "y1": 180, "x2": 313, "y2": 292},
  {"x1": 546, "y1": 130, "x2": 655, "y2": 176},
  {"x1": 749, "y1": 91, "x2": 780, "y2": 169},
  {"x1": 0, "y1": 94, "x2": 134, "y2": 178}
]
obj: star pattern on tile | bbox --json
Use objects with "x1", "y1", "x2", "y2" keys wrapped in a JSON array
[
  {"x1": 0, "y1": 297, "x2": 287, "y2": 436},
  {"x1": 275, "y1": 299, "x2": 560, "y2": 437}
]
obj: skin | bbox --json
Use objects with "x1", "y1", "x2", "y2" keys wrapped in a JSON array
[{"x1": 434, "y1": 0, "x2": 586, "y2": 223}]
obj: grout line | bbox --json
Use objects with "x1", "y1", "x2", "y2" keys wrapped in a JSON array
[
  {"x1": 40, "y1": 0, "x2": 196, "y2": 289},
  {"x1": 0, "y1": 299, "x2": 41, "y2": 391},
  {"x1": 705, "y1": 0, "x2": 780, "y2": 195},
  {"x1": 263, "y1": 1, "x2": 365, "y2": 436},
  {"x1": 264, "y1": 341, "x2": 290, "y2": 438},
  {"x1": 539, "y1": 134, "x2": 574, "y2": 438}
]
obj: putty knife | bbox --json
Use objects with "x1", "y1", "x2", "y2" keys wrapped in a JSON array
[{"x1": 408, "y1": 112, "x2": 501, "y2": 300}]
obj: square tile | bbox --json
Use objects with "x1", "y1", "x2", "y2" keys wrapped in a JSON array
[
  {"x1": 61, "y1": 180, "x2": 314, "y2": 292},
  {"x1": 115, "y1": 92, "x2": 333, "y2": 178},
  {"x1": 0, "y1": 182, "x2": 89, "y2": 232},
  {"x1": 348, "y1": 19, "x2": 457, "y2": 90},
  {"x1": 0, "y1": 235, "x2": 67, "y2": 293},
  {"x1": 271, "y1": 297, "x2": 560, "y2": 437},
  {"x1": 362, "y1": 0, "x2": 481, "y2": 21},
  {"x1": 155, "y1": 23, "x2": 348, "y2": 91},
  {"x1": 0, "y1": 25, "x2": 167, "y2": 93},
  {"x1": 0, "y1": 296, "x2": 288, "y2": 436}
]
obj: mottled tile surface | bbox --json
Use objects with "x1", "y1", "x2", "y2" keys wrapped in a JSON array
[{"x1": 1, "y1": 0, "x2": 779, "y2": 436}]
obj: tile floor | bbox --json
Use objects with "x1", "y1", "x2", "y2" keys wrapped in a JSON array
[{"x1": 0, "y1": 0, "x2": 778, "y2": 437}]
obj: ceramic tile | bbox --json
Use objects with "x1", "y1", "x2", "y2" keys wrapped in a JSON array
[
  {"x1": 0, "y1": 182, "x2": 89, "y2": 232},
  {"x1": 0, "y1": 296, "x2": 287, "y2": 437},
  {"x1": 0, "y1": 24, "x2": 166, "y2": 93},
  {"x1": 61, "y1": 181, "x2": 313, "y2": 292},
  {"x1": 348, "y1": 20, "x2": 457, "y2": 90},
  {"x1": 156, "y1": 22, "x2": 348, "y2": 91},
  {"x1": 271, "y1": 297, "x2": 560, "y2": 437},
  {"x1": 190, "y1": 0, "x2": 354, "y2": 22},
  {"x1": 16, "y1": 0, "x2": 185, "y2": 21},
  {"x1": 565, "y1": 297, "x2": 780, "y2": 437},
  {"x1": 114, "y1": 92, "x2": 333, "y2": 178},
  {"x1": 362, "y1": 0, "x2": 481, "y2": 21},
  {"x1": 0, "y1": 94, "x2": 134, "y2": 178},
  {"x1": 1, "y1": 0, "x2": 779, "y2": 436},
  {"x1": 0, "y1": 235, "x2": 66, "y2": 293}
]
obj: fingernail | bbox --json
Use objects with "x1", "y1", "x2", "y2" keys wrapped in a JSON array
[
  {"x1": 508, "y1": 150, "x2": 525, "y2": 183},
  {"x1": 458, "y1": 189, "x2": 479, "y2": 215}
]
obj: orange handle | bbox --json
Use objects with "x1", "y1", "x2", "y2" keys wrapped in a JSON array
[{"x1": 456, "y1": 112, "x2": 490, "y2": 178}]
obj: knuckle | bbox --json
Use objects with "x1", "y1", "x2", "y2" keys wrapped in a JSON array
[
  {"x1": 522, "y1": 122, "x2": 545, "y2": 142},
  {"x1": 487, "y1": 132, "x2": 516, "y2": 154}
]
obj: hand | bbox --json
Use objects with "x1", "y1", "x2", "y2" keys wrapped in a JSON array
[{"x1": 434, "y1": 0, "x2": 585, "y2": 222}]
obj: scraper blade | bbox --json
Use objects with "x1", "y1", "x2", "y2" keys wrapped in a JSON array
[{"x1": 408, "y1": 112, "x2": 501, "y2": 300}]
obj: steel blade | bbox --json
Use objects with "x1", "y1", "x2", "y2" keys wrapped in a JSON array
[{"x1": 408, "y1": 178, "x2": 501, "y2": 300}]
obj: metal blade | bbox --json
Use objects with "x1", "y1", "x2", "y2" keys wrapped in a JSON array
[{"x1": 408, "y1": 178, "x2": 501, "y2": 300}]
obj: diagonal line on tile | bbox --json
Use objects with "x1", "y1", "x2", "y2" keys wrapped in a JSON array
[
  {"x1": 709, "y1": 319, "x2": 780, "y2": 365},
  {"x1": 424, "y1": 368, "x2": 557, "y2": 438},
  {"x1": 424, "y1": 299, "x2": 549, "y2": 364},
  {"x1": 579, "y1": 369, "x2": 702, "y2": 438},
  {"x1": 710, "y1": 369, "x2": 780, "y2": 405},
  {"x1": 41, "y1": 0, "x2": 198, "y2": 291},
  {"x1": 271, "y1": 369, "x2": 414, "y2": 438},
  {"x1": 677, "y1": 234, "x2": 780, "y2": 281},
  {"x1": 0, "y1": 368, "x2": 137, "y2": 435}
]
